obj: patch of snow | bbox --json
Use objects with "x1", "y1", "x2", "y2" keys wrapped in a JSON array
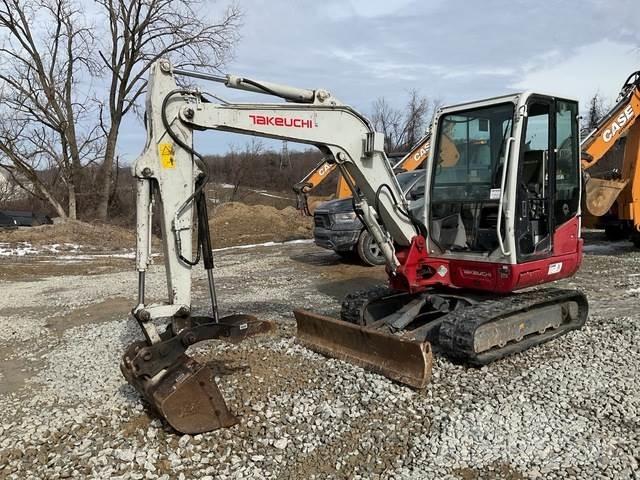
[
  {"x1": 212, "y1": 238, "x2": 312, "y2": 252},
  {"x1": 0, "y1": 237, "x2": 311, "y2": 258},
  {"x1": 0, "y1": 242, "x2": 85, "y2": 256},
  {"x1": 0, "y1": 242, "x2": 37, "y2": 256},
  {"x1": 55, "y1": 252, "x2": 157, "y2": 261},
  {"x1": 252, "y1": 190, "x2": 292, "y2": 200},
  {"x1": 44, "y1": 244, "x2": 61, "y2": 253}
]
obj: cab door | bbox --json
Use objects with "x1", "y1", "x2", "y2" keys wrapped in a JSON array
[{"x1": 515, "y1": 97, "x2": 555, "y2": 260}]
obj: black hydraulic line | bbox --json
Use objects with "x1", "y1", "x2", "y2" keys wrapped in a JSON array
[
  {"x1": 374, "y1": 183, "x2": 427, "y2": 238},
  {"x1": 237, "y1": 78, "x2": 284, "y2": 98},
  {"x1": 195, "y1": 176, "x2": 220, "y2": 322},
  {"x1": 374, "y1": 183, "x2": 410, "y2": 220},
  {"x1": 196, "y1": 177, "x2": 214, "y2": 271},
  {"x1": 161, "y1": 89, "x2": 210, "y2": 267},
  {"x1": 620, "y1": 70, "x2": 640, "y2": 94}
]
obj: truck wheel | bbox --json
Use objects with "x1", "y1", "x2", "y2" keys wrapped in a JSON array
[{"x1": 356, "y1": 230, "x2": 386, "y2": 266}]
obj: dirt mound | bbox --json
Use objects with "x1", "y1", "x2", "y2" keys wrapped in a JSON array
[
  {"x1": 0, "y1": 203, "x2": 313, "y2": 252},
  {"x1": 0, "y1": 220, "x2": 136, "y2": 251},
  {"x1": 210, "y1": 202, "x2": 312, "y2": 248}
]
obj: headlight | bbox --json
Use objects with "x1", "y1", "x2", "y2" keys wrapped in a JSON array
[{"x1": 333, "y1": 212, "x2": 357, "y2": 223}]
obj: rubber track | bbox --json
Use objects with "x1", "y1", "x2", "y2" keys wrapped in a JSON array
[
  {"x1": 438, "y1": 288, "x2": 588, "y2": 366},
  {"x1": 340, "y1": 285, "x2": 398, "y2": 325}
]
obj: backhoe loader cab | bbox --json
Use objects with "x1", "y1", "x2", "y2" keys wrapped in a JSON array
[{"x1": 423, "y1": 93, "x2": 582, "y2": 288}]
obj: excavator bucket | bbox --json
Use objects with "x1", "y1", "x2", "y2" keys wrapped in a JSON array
[
  {"x1": 121, "y1": 314, "x2": 274, "y2": 434},
  {"x1": 121, "y1": 350, "x2": 237, "y2": 434},
  {"x1": 294, "y1": 309, "x2": 432, "y2": 388},
  {"x1": 439, "y1": 133, "x2": 460, "y2": 167},
  {"x1": 585, "y1": 176, "x2": 628, "y2": 216}
]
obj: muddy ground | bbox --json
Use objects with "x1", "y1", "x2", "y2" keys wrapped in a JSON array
[{"x1": 0, "y1": 231, "x2": 638, "y2": 479}]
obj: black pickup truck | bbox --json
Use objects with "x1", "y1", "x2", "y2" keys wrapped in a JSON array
[{"x1": 312, "y1": 170, "x2": 426, "y2": 265}]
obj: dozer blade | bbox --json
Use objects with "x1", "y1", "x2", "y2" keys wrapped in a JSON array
[
  {"x1": 293, "y1": 309, "x2": 432, "y2": 389},
  {"x1": 585, "y1": 176, "x2": 628, "y2": 216},
  {"x1": 122, "y1": 353, "x2": 237, "y2": 434}
]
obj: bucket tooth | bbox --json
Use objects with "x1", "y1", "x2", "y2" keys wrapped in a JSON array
[{"x1": 294, "y1": 309, "x2": 432, "y2": 389}]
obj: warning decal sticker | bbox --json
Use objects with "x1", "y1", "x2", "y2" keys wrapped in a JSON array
[{"x1": 159, "y1": 143, "x2": 175, "y2": 169}]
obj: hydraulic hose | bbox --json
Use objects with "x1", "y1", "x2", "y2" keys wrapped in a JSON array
[{"x1": 161, "y1": 89, "x2": 211, "y2": 267}]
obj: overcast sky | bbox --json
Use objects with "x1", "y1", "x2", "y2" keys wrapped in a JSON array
[{"x1": 118, "y1": 0, "x2": 640, "y2": 160}]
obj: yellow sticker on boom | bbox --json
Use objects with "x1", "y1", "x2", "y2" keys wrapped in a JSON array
[{"x1": 159, "y1": 143, "x2": 175, "y2": 169}]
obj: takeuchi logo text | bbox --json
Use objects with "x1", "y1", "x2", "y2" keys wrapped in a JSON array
[{"x1": 249, "y1": 114, "x2": 314, "y2": 128}]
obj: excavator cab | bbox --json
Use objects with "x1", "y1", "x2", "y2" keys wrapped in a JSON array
[{"x1": 424, "y1": 93, "x2": 582, "y2": 290}]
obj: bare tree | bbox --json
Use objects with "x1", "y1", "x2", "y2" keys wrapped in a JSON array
[
  {"x1": 583, "y1": 92, "x2": 606, "y2": 134},
  {"x1": 0, "y1": 122, "x2": 68, "y2": 216},
  {"x1": 225, "y1": 139, "x2": 263, "y2": 202},
  {"x1": 0, "y1": 167, "x2": 18, "y2": 204},
  {"x1": 371, "y1": 97, "x2": 403, "y2": 152},
  {"x1": 93, "y1": 0, "x2": 243, "y2": 220},
  {"x1": 371, "y1": 90, "x2": 439, "y2": 153},
  {"x1": 0, "y1": 0, "x2": 100, "y2": 219}
]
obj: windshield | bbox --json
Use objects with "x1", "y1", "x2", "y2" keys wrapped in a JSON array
[
  {"x1": 429, "y1": 102, "x2": 514, "y2": 254},
  {"x1": 431, "y1": 103, "x2": 514, "y2": 203}
]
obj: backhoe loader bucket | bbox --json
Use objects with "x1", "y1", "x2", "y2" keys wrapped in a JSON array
[
  {"x1": 121, "y1": 314, "x2": 274, "y2": 434},
  {"x1": 294, "y1": 309, "x2": 432, "y2": 388},
  {"x1": 585, "y1": 176, "x2": 628, "y2": 216}
]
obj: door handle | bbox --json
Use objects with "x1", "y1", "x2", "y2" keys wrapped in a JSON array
[{"x1": 497, "y1": 137, "x2": 515, "y2": 256}]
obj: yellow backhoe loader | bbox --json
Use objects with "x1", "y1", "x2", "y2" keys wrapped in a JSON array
[{"x1": 581, "y1": 70, "x2": 640, "y2": 243}]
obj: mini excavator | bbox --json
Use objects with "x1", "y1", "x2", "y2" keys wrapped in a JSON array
[{"x1": 121, "y1": 60, "x2": 588, "y2": 434}]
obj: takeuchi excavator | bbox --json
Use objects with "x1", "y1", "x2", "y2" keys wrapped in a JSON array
[
  {"x1": 581, "y1": 70, "x2": 640, "y2": 242},
  {"x1": 293, "y1": 133, "x2": 431, "y2": 214},
  {"x1": 121, "y1": 59, "x2": 588, "y2": 434}
]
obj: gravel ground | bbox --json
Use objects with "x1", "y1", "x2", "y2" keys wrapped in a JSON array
[{"x1": 0, "y1": 233, "x2": 639, "y2": 479}]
